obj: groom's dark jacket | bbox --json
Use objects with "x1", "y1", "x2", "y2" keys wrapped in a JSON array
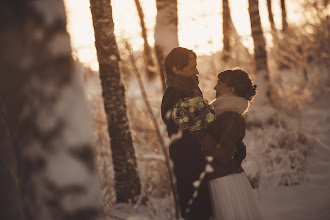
[{"x1": 161, "y1": 86, "x2": 212, "y2": 220}]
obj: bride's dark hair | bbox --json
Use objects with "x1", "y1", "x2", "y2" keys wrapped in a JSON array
[{"x1": 217, "y1": 68, "x2": 257, "y2": 101}]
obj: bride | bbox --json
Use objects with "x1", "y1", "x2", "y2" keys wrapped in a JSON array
[{"x1": 200, "y1": 68, "x2": 263, "y2": 220}]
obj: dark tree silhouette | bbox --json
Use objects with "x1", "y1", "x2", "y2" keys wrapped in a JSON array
[
  {"x1": 266, "y1": 0, "x2": 276, "y2": 33},
  {"x1": 222, "y1": 0, "x2": 232, "y2": 62},
  {"x1": 281, "y1": 0, "x2": 288, "y2": 32}
]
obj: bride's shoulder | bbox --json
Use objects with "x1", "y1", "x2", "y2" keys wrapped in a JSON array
[{"x1": 212, "y1": 112, "x2": 244, "y2": 127}]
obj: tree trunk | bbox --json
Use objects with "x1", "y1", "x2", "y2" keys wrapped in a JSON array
[
  {"x1": 134, "y1": 0, "x2": 156, "y2": 79},
  {"x1": 220, "y1": 0, "x2": 251, "y2": 67},
  {"x1": 268, "y1": 0, "x2": 289, "y2": 70},
  {"x1": 266, "y1": 0, "x2": 276, "y2": 33},
  {"x1": 281, "y1": 0, "x2": 288, "y2": 32},
  {"x1": 248, "y1": 0, "x2": 269, "y2": 75},
  {"x1": 222, "y1": 0, "x2": 232, "y2": 62},
  {"x1": 154, "y1": 0, "x2": 179, "y2": 91},
  {"x1": 0, "y1": 0, "x2": 102, "y2": 219},
  {"x1": 89, "y1": 0, "x2": 141, "y2": 203},
  {"x1": 247, "y1": 0, "x2": 275, "y2": 124}
]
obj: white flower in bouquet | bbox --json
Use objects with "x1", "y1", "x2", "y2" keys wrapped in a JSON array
[
  {"x1": 206, "y1": 112, "x2": 215, "y2": 123},
  {"x1": 172, "y1": 96, "x2": 216, "y2": 131}
]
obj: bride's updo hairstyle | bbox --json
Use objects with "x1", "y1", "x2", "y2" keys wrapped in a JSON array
[{"x1": 217, "y1": 68, "x2": 257, "y2": 101}]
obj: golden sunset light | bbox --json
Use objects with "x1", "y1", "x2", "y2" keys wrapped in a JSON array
[
  {"x1": 64, "y1": 0, "x2": 305, "y2": 71},
  {"x1": 2, "y1": 1, "x2": 329, "y2": 219}
]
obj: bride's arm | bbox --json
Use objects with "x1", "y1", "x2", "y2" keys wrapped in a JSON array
[
  {"x1": 198, "y1": 133, "x2": 219, "y2": 156},
  {"x1": 210, "y1": 114, "x2": 243, "y2": 164}
]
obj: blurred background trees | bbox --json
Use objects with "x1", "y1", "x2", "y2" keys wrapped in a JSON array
[
  {"x1": 134, "y1": 0, "x2": 157, "y2": 80},
  {"x1": 1, "y1": 0, "x2": 102, "y2": 219},
  {"x1": 154, "y1": 0, "x2": 179, "y2": 91}
]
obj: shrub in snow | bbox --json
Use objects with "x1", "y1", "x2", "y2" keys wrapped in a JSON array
[
  {"x1": 142, "y1": 160, "x2": 171, "y2": 198},
  {"x1": 261, "y1": 124, "x2": 315, "y2": 187}
]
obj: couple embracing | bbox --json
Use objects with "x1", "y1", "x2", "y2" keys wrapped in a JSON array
[{"x1": 161, "y1": 47, "x2": 263, "y2": 220}]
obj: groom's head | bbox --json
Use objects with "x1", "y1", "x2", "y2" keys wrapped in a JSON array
[{"x1": 164, "y1": 47, "x2": 198, "y2": 78}]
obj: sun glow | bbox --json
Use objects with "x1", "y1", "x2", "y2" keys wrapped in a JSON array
[{"x1": 64, "y1": 0, "x2": 304, "y2": 71}]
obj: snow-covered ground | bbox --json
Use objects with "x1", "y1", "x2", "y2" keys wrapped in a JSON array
[
  {"x1": 259, "y1": 88, "x2": 330, "y2": 220},
  {"x1": 102, "y1": 88, "x2": 330, "y2": 220},
  {"x1": 83, "y1": 45, "x2": 330, "y2": 220}
]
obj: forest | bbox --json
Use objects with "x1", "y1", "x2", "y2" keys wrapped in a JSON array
[{"x1": 1, "y1": 0, "x2": 329, "y2": 219}]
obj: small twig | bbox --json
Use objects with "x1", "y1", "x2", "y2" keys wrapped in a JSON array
[{"x1": 123, "y1": 38, "x2": 181, "y2": 219}]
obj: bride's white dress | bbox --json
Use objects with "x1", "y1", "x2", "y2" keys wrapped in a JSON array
[{"x1": 209, "y1": 172, "x2": 263, "y2": 220}]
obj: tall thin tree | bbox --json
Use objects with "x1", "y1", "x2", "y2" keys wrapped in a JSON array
[
  {"x1": 266, "y1": 0, "x2": 276, "y2": 33},
  {"x1": 0, "y1": 0, "x2": 102, "y2": 219},
  {"x1": 267, "y1": 0, "x2": 288, "y2": 70},
  {"x1": 222, "y1": 0, "x2": 232, "y2": 62},
  {"x1": 89, "y1": 0, "x2": 141, "y2": 203},
  {"x1": 280, "y1": 0, "x2": 288, "y2": 32},
  {"x1": 134, "y1": 0, "x2": 156, "y2": 79},
  {"x1": 154, "y1": 0, "x2": 180, "y2": 91},
  {"x1": 221, "y1": 0, "x2": 251, "y2": 67},
  {"x1": 248, "y1": 0, "x2": 275, "y2": 123}
]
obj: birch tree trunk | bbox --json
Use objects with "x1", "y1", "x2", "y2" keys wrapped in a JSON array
[
  {"x1": 0, "y1": 0, "x2": 102, "y2": 219},
  {"x1": 134, "y1": 0, "x2": 156, "y2": 79},
  {"x1": 154, "y1": 0, "x2": 179, "y2": 91},
  {"x1": 281, "y1": 0, "x2": 288, "y2": 32},
  {"x1": 248, "y1": 0, "x2": 269, "y2": 75},
  {"x1": 89, "y1": 0, "x2": 141, "y2": 203}
]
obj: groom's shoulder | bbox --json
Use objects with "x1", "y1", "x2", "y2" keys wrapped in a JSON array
[
  {"x1": 164, "y1": 86, "x2": 181, "y2": 94},
  {"x1": 162, "y1": 87, "x2": 185, "y2": 101}
]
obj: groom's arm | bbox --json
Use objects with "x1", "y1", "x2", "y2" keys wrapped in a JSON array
[{"x1": 161, "y1": 88, "x2": 186, "y2": 136}]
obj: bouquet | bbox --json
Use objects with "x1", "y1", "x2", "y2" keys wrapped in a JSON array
[{"x1": 172, "y1": 96, "x2": 216, "y2": 131}]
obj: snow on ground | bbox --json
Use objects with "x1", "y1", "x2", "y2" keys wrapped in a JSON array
[
  {"x1": 259, "y1": 88, "x2": 330, "y2": 220},
  {"x1": 104, "y1": 88, "x2": 330, "y2": 220}
]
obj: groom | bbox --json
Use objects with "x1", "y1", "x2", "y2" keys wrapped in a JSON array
[{"x1": 161, "y1": 47, "x2": 212, "y2": 220}]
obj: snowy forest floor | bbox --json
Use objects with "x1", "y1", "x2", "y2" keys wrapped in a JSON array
[
  {"x1": 259, "y1": 87, "x2": 330, "y2": 220},
  {"x1": 104, "y1": 87, "x2": 330, "y2": 220}
]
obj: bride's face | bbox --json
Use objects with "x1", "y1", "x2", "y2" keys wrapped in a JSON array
[{"x1": 214, "y1": 81, "x2": 234, "y2": 98}]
